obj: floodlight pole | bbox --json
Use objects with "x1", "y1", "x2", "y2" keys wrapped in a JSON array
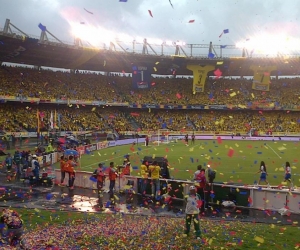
[
  {"x1": 115, "y1": 41, "x2": 128, "y2": 53},
  {"x1": 209, "y1": 42, "x2": 218, "y2": 57},
  {"x1": 74, "y1": 38, "x2": 83, "y2": 47},
  {"x1": 39, "y1": 27, "x2": 64, "y2": 44},
  {"x1": 3, "y1": 19, "x2": 29, "y2": 37},
  {"x1": 132, "y1": 40, "x2": 136, "y2": 53},
  {"x1": 190, "y1": 44, "x2": 193, "y2": 57}
]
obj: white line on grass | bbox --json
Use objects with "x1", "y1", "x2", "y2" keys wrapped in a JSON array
[{"x1": 266, "y1": 143, "x2": 282, "y2": 159}]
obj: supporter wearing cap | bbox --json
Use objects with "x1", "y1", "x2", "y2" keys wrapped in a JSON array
[
  {"x1": 184, "y1": 185, "x2": 201, "y2": 239},
  {"x1": 30, "y1": 154, "x2": 40, "y2": 185}
]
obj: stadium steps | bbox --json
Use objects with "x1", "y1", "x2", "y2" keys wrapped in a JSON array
[
  {"x1": 124, "y1": 112, "x2": 140, "y2": 130},
  {"x1": 187, "y1": 117, "x2": 197, "y2": 130}
]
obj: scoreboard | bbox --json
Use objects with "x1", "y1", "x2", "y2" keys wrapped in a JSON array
[{"x1": 132, "y1": 65, "x2": 151, "y2": 89}]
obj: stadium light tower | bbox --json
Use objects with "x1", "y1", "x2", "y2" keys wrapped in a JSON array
[
  {"x1": 209, "y1": 42, "x2": 218, "y2": 57},
  {"x1": 2, "y1": 19, "x2": 29, "y2": 38},
  {"x1": 174, "y1": 41, "x2": 187, "y2": 57},
  {"x1": 38, "y1": 23, "x2": 64, "y2": 44},
  {"x1": 142, "y1": 38, "x2": 157, "y2": 55}
]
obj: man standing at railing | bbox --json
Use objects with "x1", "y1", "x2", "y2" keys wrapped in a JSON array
[
  {"x1": 149, "y1": 161, "x2": 161, "y2": 200},
  {"x1": 64, "y1": 155, "x2": 77, "y2": 189},
  {"x1": 94, "y1": 163, "x2": 106, "y2": 209},
  {"x1": 108, "y1": 162, "x2": 117, "y2": 195},
  {"x1": 140, "y1": 160, "x2": 149, "y2": 196}
]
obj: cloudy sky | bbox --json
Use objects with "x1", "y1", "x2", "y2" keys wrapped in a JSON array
[{"x1": 1, "y1": 0, "x2": 300, "y2": 55}]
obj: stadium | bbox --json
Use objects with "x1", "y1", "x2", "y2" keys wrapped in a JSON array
[{"x1": 1, "y1": 2, "x2": 300, "y2": 248}]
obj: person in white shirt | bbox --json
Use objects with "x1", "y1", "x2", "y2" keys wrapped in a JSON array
[
  {"x1": 256, "y1": 161, "x2": 270, "y2": 186},
  {"x1": 30, "y1": 155, "x2": 40, "y2": 184},
  {"x1": 184, "y1": 186, "x2": 201, "y2": 239}
]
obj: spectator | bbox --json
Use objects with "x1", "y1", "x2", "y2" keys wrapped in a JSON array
[
  {"x1": 256, "y1": 161, "x2": 270, "y2": 187},
  {"x1": 59, "y1": 155, "x2": 66, "y2": 185},
  {"x1": 149, "y1": 161, "x2": 161, "y2": 200},
  {"x1": 64, "y1": 155, "x2": 76, "y2": 189},
  {"x1": 93, "y1": 163, "x2": 106, "y2": 209},
  {"x1": 108, "y1": 162, "x2": 117, "y2": 195},
  {"x1": 30, "y1": 155, "x2": 40, "y2": 185},
  {"x1": 13, "y1": 151, "x2": 22, "y2": 180},
  {"x1": 140, "y1": 160, "x2": 149, "y2": 196},
  {"x1": 184, "y1": 186, "x2": 201, "y2": 239},
  {"x1": 284, "y1": 161, "x2": 293, "y2": 190}
]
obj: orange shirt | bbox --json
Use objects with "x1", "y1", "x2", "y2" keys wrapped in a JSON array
[
  {"x1": 95, "y1": 168, "x2": 105, "y2": 182},
  {"x1": 64, "y1": 160, "x2": 76, "y2": 173},
  {"x1": 122, "y1": 165, "x2": 131, "y2": 175},
  {"x1": 109, "y1": 167, "x2": 117, "y2": 181},
  {"x1": 60, "y1": 160, "x2": 66, "y2": 171}
]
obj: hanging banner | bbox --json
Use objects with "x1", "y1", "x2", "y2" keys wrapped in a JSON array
[
  {"x1": 250, "y1": 65, "x2": 277, "y2": 91},
  {"x1": 186, "y1": 65, "x2": 215, "y2": 93}
]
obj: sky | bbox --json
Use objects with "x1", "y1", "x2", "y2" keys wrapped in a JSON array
[{"x1": 1, "y1": 0, "x2": 300, "y2": 56}]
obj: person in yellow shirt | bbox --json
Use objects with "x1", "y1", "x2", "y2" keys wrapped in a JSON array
[
  {"x1": 140, "y1": 160, "x2": 149, "y2": 196},
  {"x1": 149, "y1": 161, "x2": 161, "y2": 200}
]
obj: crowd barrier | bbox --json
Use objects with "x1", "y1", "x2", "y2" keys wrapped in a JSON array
[{"x1": 53, "y1": 170, "x2": 300, "y2": 214}]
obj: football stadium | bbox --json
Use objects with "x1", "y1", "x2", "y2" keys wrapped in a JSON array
[{"x1": 1, "y1": 1, "x2": 300, "y2": 249}]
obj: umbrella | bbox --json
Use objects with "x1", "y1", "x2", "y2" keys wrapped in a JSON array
[{"x1": 64, "y1": 149, "x2": 79, "y2": 156}]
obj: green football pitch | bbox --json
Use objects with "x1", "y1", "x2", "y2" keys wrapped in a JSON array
[{"x1": 56, "y1": 139, "x2": 300, "y2": 186}]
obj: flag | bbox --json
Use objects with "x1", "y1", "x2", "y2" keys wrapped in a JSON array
[
  {"x1": 50, "y1": 111, "x2": 54, "y2": 129},
  {"x1": 37, "y1": 109, "x2": 40, "y2": 133},
  {"x1": 38, "y1": 23, "x2": 46, "y2": 32},
  {"x1": 208, "y1": 52, "x2": 215, "y2": 59},
  {"x1": 220, "y1": 45, "x2": 227, "y2": 49},
  {"x1": 219, "y1": 29, "x2": 229, "y2": 38}
]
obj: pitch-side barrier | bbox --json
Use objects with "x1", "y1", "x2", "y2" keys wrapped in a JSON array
[{"x1": 53, "y1": 169, "x2": 300, "y2": 214}]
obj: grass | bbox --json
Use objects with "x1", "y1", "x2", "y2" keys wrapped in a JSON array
[
  {"x1": 54, "y1": 139, "x2": 300, "y2": 186},
  {"x1": 3, "y1": 208, "x2": 299, "y2": 249}
]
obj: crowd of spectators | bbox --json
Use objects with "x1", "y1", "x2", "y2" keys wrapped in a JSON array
[
  {"x1": 0, "y1": 65, "x2": 300, "y2": 134},
  {"x1": 0, "y1": 104, "x2": 299, "y2": 134},
  {"x1": 1, "y1": 65, "x2": 300, "y2": 108}
]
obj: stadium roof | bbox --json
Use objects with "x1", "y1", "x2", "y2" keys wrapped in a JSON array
[{"x1": 1, "y1": 34, "x2": 300, "y2": 76}]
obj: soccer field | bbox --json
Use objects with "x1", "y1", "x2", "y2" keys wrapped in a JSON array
[{"x1": 57, "y1": 139, "x2": 300, "y2": 186}]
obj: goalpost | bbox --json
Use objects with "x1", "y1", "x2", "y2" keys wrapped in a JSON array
[{"x1": 150, "y1": 129, "x2": 170, "y2": 145}]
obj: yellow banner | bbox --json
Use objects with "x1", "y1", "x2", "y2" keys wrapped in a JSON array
[
  {"x1": 250, "y1": 65, "x2": 277, "y2": 91},
  {"x1": 186, "y1": 65, "x2": 215, "y2": 93}
]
